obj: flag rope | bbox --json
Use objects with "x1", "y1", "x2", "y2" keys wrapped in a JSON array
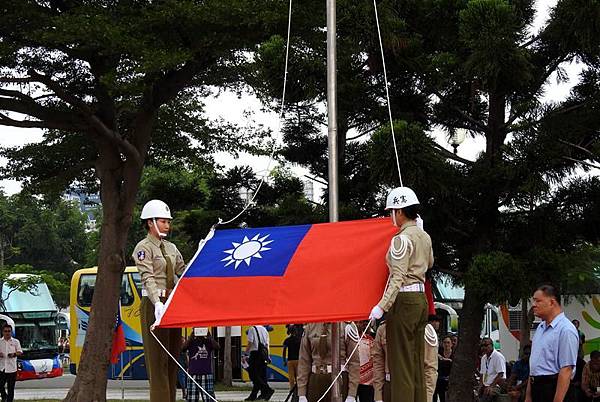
[
  {"x1": 372, "y1": 0, "x2": 403, "y2": 186},
  {"x1": 151, "y1": 320, "x2": 374, "y2": 402},
  {"x1": 150, "y1": 330, "x2": 219, "y2": 402},
  {"x1": 217, "y1": 0, "x2": 294, "y2": 227}
]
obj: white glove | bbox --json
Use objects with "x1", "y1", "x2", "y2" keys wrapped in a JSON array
[
  {"x1": 369, "y1": 305, "x2": 384, "y2": 320},
  {"x1": 154, "y1": 301, "x2": 165, "y2": 322},
  {"x1": 375, "y1": 400, "x2": 383, "y2": 402},
  {"x1": 299, "y1": 396, "x2": 308, "y2": 402},
  {"x1": 344, "y1": 397, "x2": 356, "y2": 402}
]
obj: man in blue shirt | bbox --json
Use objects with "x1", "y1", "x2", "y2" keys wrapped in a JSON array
[{"x1": 525, "y1": 285, "x2": 579, "y2": 402}]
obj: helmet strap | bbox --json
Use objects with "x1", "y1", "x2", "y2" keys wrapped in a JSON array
[
  {"x1": 153, "y1": 218, "x2": 167, "y2": 238},
  {"x1": 391, "y1": 210, "x2": 398, "y2": 227}
]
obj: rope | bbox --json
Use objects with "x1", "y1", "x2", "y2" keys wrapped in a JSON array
[
  {"x1": 315, "y1": 320, "x2": 373, "y2": 402},
  {"x1": 218, "y1": 0, "x2": 294, "y2": 226},
  {"x1": 150, "y1": 330, "x2": 219, "y2": 402},
  {"x1": 372, "y1": 0, "x2": 403, "y2": 186}
]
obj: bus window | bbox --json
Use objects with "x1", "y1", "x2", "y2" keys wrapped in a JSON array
[
  {"x1": 78, "y1": 273, "x2": 137, "y2": 307},
  {"x1": 77, "y1": 275, "x2": 96, "y2": 307},
  {"x1": 131, "y1": 272, "x2": 141, "y2": 294},
  {"x1": 120, "y1": 274, "x2": 135, "y2": 306}
]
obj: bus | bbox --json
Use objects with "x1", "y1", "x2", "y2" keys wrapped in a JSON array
[
  {"x1": 70, "y1": 266, "x2": 147, "y2": 379},
  {"x1": 0, "y1": 274, "x2": 63, "y2": 380}
]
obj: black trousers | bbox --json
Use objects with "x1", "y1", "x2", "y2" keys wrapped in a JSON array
[
  {"x1": 531, "y1": 376, "x2": 573, "y2": 402},
  {"x1": 0, "y1": 371, "x2": 16, "y2": 402},
  {"x1": 248, "y1": 351, "x2": 272, "y2": 399},
  {"x1": 357, "y1": 384, "x2": 374, "y2": 402}
]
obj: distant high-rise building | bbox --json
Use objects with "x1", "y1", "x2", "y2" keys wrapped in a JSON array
[{"x1": 64, "y1": 191, "x2": 101, "y2": 231}]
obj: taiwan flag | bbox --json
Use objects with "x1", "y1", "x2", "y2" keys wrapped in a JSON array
[
  {"x1": 110, "y1": 301, "x2": 126, "y2": 364},
  {"x1": 158, "y1": 218, "x2": 398, "y2": 328}
]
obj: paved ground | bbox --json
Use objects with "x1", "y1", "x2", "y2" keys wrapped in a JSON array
[{"x1": 14, "y1": 375, "x2": 292, "y2": 401}]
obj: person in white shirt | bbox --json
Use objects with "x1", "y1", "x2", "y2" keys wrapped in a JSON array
[
  {"x1": 244, "y1": 325, "x2": 274, "y2": 401},
  {"x1": 0, "y1": 324, "x2": 22, "y2": 402},
  {"x1": 478, "y1": 337, "x2": 506, "y2": 402}
]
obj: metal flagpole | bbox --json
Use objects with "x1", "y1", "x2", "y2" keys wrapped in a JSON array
[
  {"x1": 326, "y1": 0, "x2": 341, "y2": 400},
  {"x1": 121, "y1": 352, "x2": 125, "y2": 401}
]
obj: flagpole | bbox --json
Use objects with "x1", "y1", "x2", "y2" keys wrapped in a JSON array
[
  {"x1": 121, "y1": 352, "x2": 125, "y2": 401},
  {"x1": 326, "y1": 0, "x2": 341, "y2": 400}
]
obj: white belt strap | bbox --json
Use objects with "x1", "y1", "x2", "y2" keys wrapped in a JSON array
[
  {"x1": 141, "y1": 289, "x2": 167, "y2": 297},
  {"x1": 312, "y1": 364, "x2": 333, "y2": 374},
  {"x1": 398, "y1": 283, "x2": 424, "y2": 292}
]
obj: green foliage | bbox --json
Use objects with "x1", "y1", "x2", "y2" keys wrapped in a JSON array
[{"x1": 0, "y1": 192, "x2": 88, "y2": 273}]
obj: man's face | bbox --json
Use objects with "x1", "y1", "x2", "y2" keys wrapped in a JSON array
[
  {"x1": 590, "y1": 357, "x2": 600, "y2": 372},
  {"x1": 2, "y1": 328, "x2": 11, "y2": 339},
  {"x1": 481, "y1": 339, "x2": 494, "y2": 355},
  {"x1": 532, "y1": 290, "x2": 555, "y2": 319}
]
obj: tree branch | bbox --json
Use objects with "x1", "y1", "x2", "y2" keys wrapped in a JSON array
[
  {"x1": 0, "y1": 112, "x2": 78, "y2": 130},
  {"x1": 508, "y1": 103, "x2": 586, "y2": 132},
  {"x1": 26, "y1": 70, "x2": 141, "y2": 164},
  {"x1": 431, "y1": 142, "x2": 474, "y2": 165},
  {"x1": 557, "y1": 139, "x2": 599, "y2": 160},
  {"x1": 561, "y1": 156, "x2": 600, "y2": 170},
  {"x1": 432, "y1": 90, "x2": 488, "y2": 133}
]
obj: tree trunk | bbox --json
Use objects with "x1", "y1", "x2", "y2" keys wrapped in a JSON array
[
  {"x1": 223, "y1": 326, "x2": 232, "y2": 386},
  {"x1": 447, "y1": 289, "x2": 485, "y2": 402},
  {"x1": 518, "y1": 297, "x2": 533, "y2": 357},
  {"x1": 64, "y1": 144, "x2": 144, "y2": 402}
]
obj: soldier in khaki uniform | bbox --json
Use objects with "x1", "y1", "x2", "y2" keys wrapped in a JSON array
[
  {"x1": 297, "y1": 323, "x2": 360, "y2": 402},
  {"x1": 424, "y1": 320, "x2": 438, "y2": 402},
  {"x1": 369, "y1": 187, "x2": 433, "y2": 402},
  {"x1": 372, "y1": 322, "x2": 390, "y2": 402},
  {"x1": 372, "y1": 320, "x2": 438, "y2": 402},
  {"x1": 133, "y1": 200, "x2": 186, "y2": 402}
]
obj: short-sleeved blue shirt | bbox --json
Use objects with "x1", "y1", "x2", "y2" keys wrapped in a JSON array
[{"x1": 530, "y1": 312, "x2": 578, "y2": 377}]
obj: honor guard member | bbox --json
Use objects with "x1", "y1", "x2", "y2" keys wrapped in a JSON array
[
  {"x1": 372, "y1": 320, "x2": 438, "y2": 402},
  {"x1": 372, "y1": 322, "x2": 390, "y2": 402},
  {"x1": 133, "y1": 200, "x2": 187, "y2": 402},
  {"x1": 369, "y1": 187, "x2": 434, "y2": 402},
  {"x1": 297, "y1": 323, "x2": 360, "y2": 402},
  {"x1": 424, "y1": 320, "x2": 439, "y2": 402}
]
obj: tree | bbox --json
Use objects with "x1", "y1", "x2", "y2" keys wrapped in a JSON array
[
  {"x1": 249, "y1": 1, "x2": 600, "y2": 400},
  {"x1": 0, "y1": 1, "x2": 289, "y2": 400}
]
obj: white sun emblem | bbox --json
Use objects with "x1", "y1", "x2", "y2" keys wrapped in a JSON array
[{"x1": 221, "y1": 234, "x2": 273, "y2": 269}]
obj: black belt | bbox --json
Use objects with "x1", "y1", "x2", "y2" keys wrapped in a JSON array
[{"x1": 530, "y1": 374, "x2": 558, "y2": 385}]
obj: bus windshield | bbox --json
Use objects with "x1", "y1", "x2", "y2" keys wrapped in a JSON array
[{"x1": 15, "y1": 320, "x2": 58, "y2": 358}]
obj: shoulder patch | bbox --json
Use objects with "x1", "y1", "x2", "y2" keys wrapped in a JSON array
[
  {"x1": 390, "y1": 234, "x2": 413, "y2": 260},
  {"x1": 137, "y1": 250, "x2": 146, "y2": 261}
]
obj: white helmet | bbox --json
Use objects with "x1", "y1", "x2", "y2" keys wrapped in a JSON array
[
  {"x1": 385, "y1": 187, "x2": 419, "y2": 210},
  {"x1": 140, "y1": 200, "x2": 172, "y2": 220}
]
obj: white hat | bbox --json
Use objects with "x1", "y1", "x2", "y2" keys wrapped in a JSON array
[
  {"x1": 140, "y1": 200, "x2": 172, "y2": 220},
  {"x1": 385, "y1": 187, "x2": 419, "y2": 210}
]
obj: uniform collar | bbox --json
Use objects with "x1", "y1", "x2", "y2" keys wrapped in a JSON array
[
  {"x1": 400, "y1": 221, "x2": 417, "y2": 232},
  {"x1": 146, "y1": 233, "x2": 163, "y2": 247}
]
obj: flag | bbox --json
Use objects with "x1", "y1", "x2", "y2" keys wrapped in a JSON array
[
  {"x1": 159, "y1": 218, "x2": 398, "y2": 328},
  {"x1": 110, "y1": 301, "x2": 126, "y2": 364}
]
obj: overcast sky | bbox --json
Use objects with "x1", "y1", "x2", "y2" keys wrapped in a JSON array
[{"x1": 0, "y1": 0, "x2": 592, "y2": 196}]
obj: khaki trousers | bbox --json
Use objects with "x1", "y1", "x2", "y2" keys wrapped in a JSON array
[
  {"x1": 424, "y1": 338, "x2": 438, "y2": 402},
  {"x1": 141, "y1": 296, "x2": 181, "y2": 402},
  {"x1": 288, "y1": 360, "x2": 299, "y2": 389},
  {"x1": 383, "y1": 381, "x2": 391, "y2": 402},
  {"x1": 306, "y1": 372, "x2": 349, "y2": 402},
  {"x1": 386, "y1": 292, "x2": 428, "y2": 402}
]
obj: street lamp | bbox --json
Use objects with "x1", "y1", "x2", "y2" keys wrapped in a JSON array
[{"x1": 450, "y1": 128, "x2": 467, "y2": 154}]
